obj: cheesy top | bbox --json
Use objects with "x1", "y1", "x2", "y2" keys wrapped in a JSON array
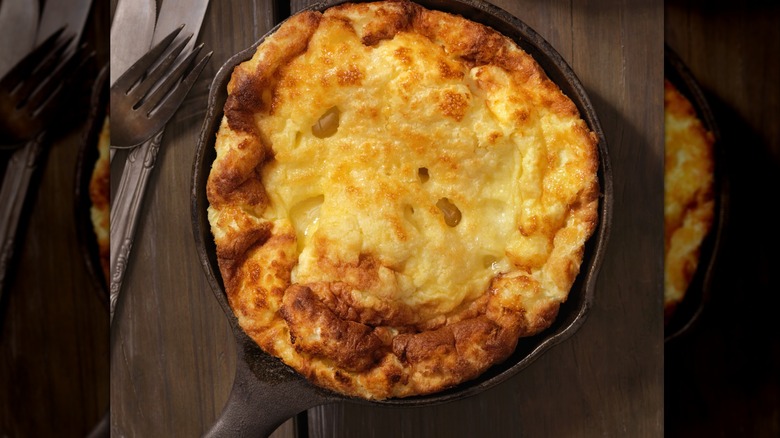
[
  {"x1": 207, "y1": 0, "x2": 599, "y2": 399},
  {"x1": 664, "y1": 79, "x2": 715, "y2": 321}
]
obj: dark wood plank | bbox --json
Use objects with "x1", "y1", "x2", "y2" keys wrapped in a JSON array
[
  {"x1": 665, "y1": 2, "x2": 780, "y2": 437},
  {"x1": 0, "y1": 1, "x2": 111, "y2": 436},
  {"x1": 0, "y1": 129, "x2": 111, "y2": 438}
]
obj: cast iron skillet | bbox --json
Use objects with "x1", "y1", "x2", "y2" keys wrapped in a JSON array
[
  {"x1": 664, "y1": 45, "x2": 728, "y2": 343},
  {"x1": 74, "y1": 62, "x2": 109, "y2": 311},
  {"x1": 74, "y1": 62, "x2": 111, "y2": 438},
  {"x1": 192, "y1": 1, "x2": 612, "y2": 436}
]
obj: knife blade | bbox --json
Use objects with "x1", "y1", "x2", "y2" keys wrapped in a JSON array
[
  {"x1": 109, "y1": 0, "x2": 211, "y2": 321},
  {"x1": 37, "y1": 0, "x2": 93, "y2": 47},
  {"x1": 110, "y1": 0, "x2": 157, "y2": 85},
  {"x1": 153, "y1": 0, "x2": 209, "y2": 49},
  {"x1": 0, "y1": 0, "x2": 39, "y2": 77}
]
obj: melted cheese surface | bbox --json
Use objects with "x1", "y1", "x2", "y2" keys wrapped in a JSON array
[{"x1": 262, "y1": 30, "x2": 524, "y2": 320}]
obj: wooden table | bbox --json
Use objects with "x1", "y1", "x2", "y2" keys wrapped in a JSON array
[
  {"x1": 5, "y1": 2, "x2": 778, "y2": 436},
  {"x1": 665, "y1": 3, "x2": 780, "y2": 437},
  {"x1": 108, "y1": 0, "x2": 664, "y2": 437},
  {"x1": 0, "y1": 2, "x2": 110, "y2": 437}
]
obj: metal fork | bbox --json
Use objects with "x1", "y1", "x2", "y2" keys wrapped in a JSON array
[
  {"x1": 0, "y1": 27, "x2": 89, "y2": 147},
  {"x1": 110, "y1": 25, "x2": 212, "y2": 148},
  {"x1": 109, "y1": 25, "x2": 212, "y2": 321},
  {"x1": 0, "y1": 32, "x2": 94, "y2": 299}
]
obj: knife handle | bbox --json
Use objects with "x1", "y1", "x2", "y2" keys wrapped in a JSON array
[
  {"x1": 109, "y1": 130, "x2": 163, "y2": 323},
  {"x1": 0, "y1": 134, "x2": 47, "y2": 301}
]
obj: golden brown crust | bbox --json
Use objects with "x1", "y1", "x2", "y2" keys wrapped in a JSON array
[
  {"x1": 208, "y1": 0, "x2": 599, "y2": 399},
  {"x1": 90, "y1": 115, "x2": 110, "y2": 285},
  {"x1": 664, "y1": 79, "x2": 715, "y2": 322}
]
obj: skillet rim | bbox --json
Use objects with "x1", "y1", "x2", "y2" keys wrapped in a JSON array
[
  {"x1": 74, "y1": 62, "x2": 110, "y2": 310},
  {"x1": 191, "y1": 0, "x2": 613, "y2": 406}
]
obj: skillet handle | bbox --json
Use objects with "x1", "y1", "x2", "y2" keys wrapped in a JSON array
[{"x1": 203, "y1": 337, "x2": 329, "y2": 438}]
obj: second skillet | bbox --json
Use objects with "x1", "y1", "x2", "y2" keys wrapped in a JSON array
[
  {"x1": 664, "y1": 45, "x2": 728, "y2": 343},
  {"x1": 74, "y1": 63, "x2": 110, "y2": 311},
  {"x1": 191, "y1": 1, "x2": 612, "y2": 436}
]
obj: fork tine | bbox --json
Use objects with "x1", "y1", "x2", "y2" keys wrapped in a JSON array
[
  {"x1": 126, "y1": 33, "x2": 194, "y2": 106},
  {"x1": 146, "y1": 49, "x2": 212, "y2": 121},
  {"x1": 33, "y1": 51, "x2": 94, "y2": 130},
  {"x1": 139, "y1": 43, "x2": 209, "y2": 116},
  {"x1": 149, "y1": 49, "x2": 212, "y2": 121},
  {"x1": 0, "y1": 27, "x2": 73, "y2": 91},
  {"x1": 112, "y1": 24, "x2": 185, "y2": 92},
  {"x1": 13, "y1": 33, "x2": 73, "y2": 106},
  {"x1": 27, "y1": 44, "x2": 94, "y2": 116}
]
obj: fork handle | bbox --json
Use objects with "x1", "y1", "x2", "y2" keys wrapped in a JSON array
[
  {"x1": 0, "y1": 135, "x2": 46, "y2": 300},
  {"x1": 109, "y1": 131, "x2": 163, "y2": 323}
]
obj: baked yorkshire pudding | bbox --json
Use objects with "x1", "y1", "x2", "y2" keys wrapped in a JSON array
[
  {"x1": 206, "y1": 0, "x2": 600, "y2": 400},
  {"x1": 663, "y1": 78, "x2": 715, "y2": 323}
]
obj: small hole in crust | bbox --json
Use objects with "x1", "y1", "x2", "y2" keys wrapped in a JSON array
[
  {"x1": 482, "y1": 255, "x2": 498, "y2": 269},
  {"x1": 436, "y1": 197, "x2": 461, "y2": 227},
  {"x1": 418, "y1": 167, "x2": 429, "y2": 183},
  {"x1": 312, "y1": 106, "x2": 340, "y2": 138}
]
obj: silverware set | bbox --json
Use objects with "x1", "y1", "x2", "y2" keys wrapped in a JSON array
[
  {"x1": 110, "y1": 25, "x2": 211, "y2": 149},
  {"x1": 0, "y1": 29, "x2": 89, "y2": 146},
  {"x1": 109, "y1": 0, "x2": 212, "y2": 322},
  {"x1": 0, "y1": 0, "x2": 212, "y2": 323},
  {"x1": 0, "y1": 0, "x2": 96, "y2": 302},
  {"x1": 0, "y1": 28, "x2": 86, "y2": 294},
  {"x1": 0, "y1": 1, "x2": 211, "y2": 434}
]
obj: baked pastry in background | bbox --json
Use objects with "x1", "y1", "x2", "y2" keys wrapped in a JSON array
[
  {"x1": 207, "y1": 0, "x2": 600, "y2": 399},
  {"x1": 89, "y1": 115, "x2": 110, "y2": 285},
  {"x1": 664, "y1": 79, "x2": 715, "y2": 322}
]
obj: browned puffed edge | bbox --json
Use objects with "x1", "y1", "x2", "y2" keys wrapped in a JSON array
[{"x1": 208, "y1": 0, "x2": 600, "y2": 399}]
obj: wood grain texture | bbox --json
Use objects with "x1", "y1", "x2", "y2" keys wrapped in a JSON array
[
  {"x1": 0, "y1": 2, "x2": 110, "y2": 436},
  {"x1": 665, "y1": 2, "x2": 780, "y2": 437}
]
